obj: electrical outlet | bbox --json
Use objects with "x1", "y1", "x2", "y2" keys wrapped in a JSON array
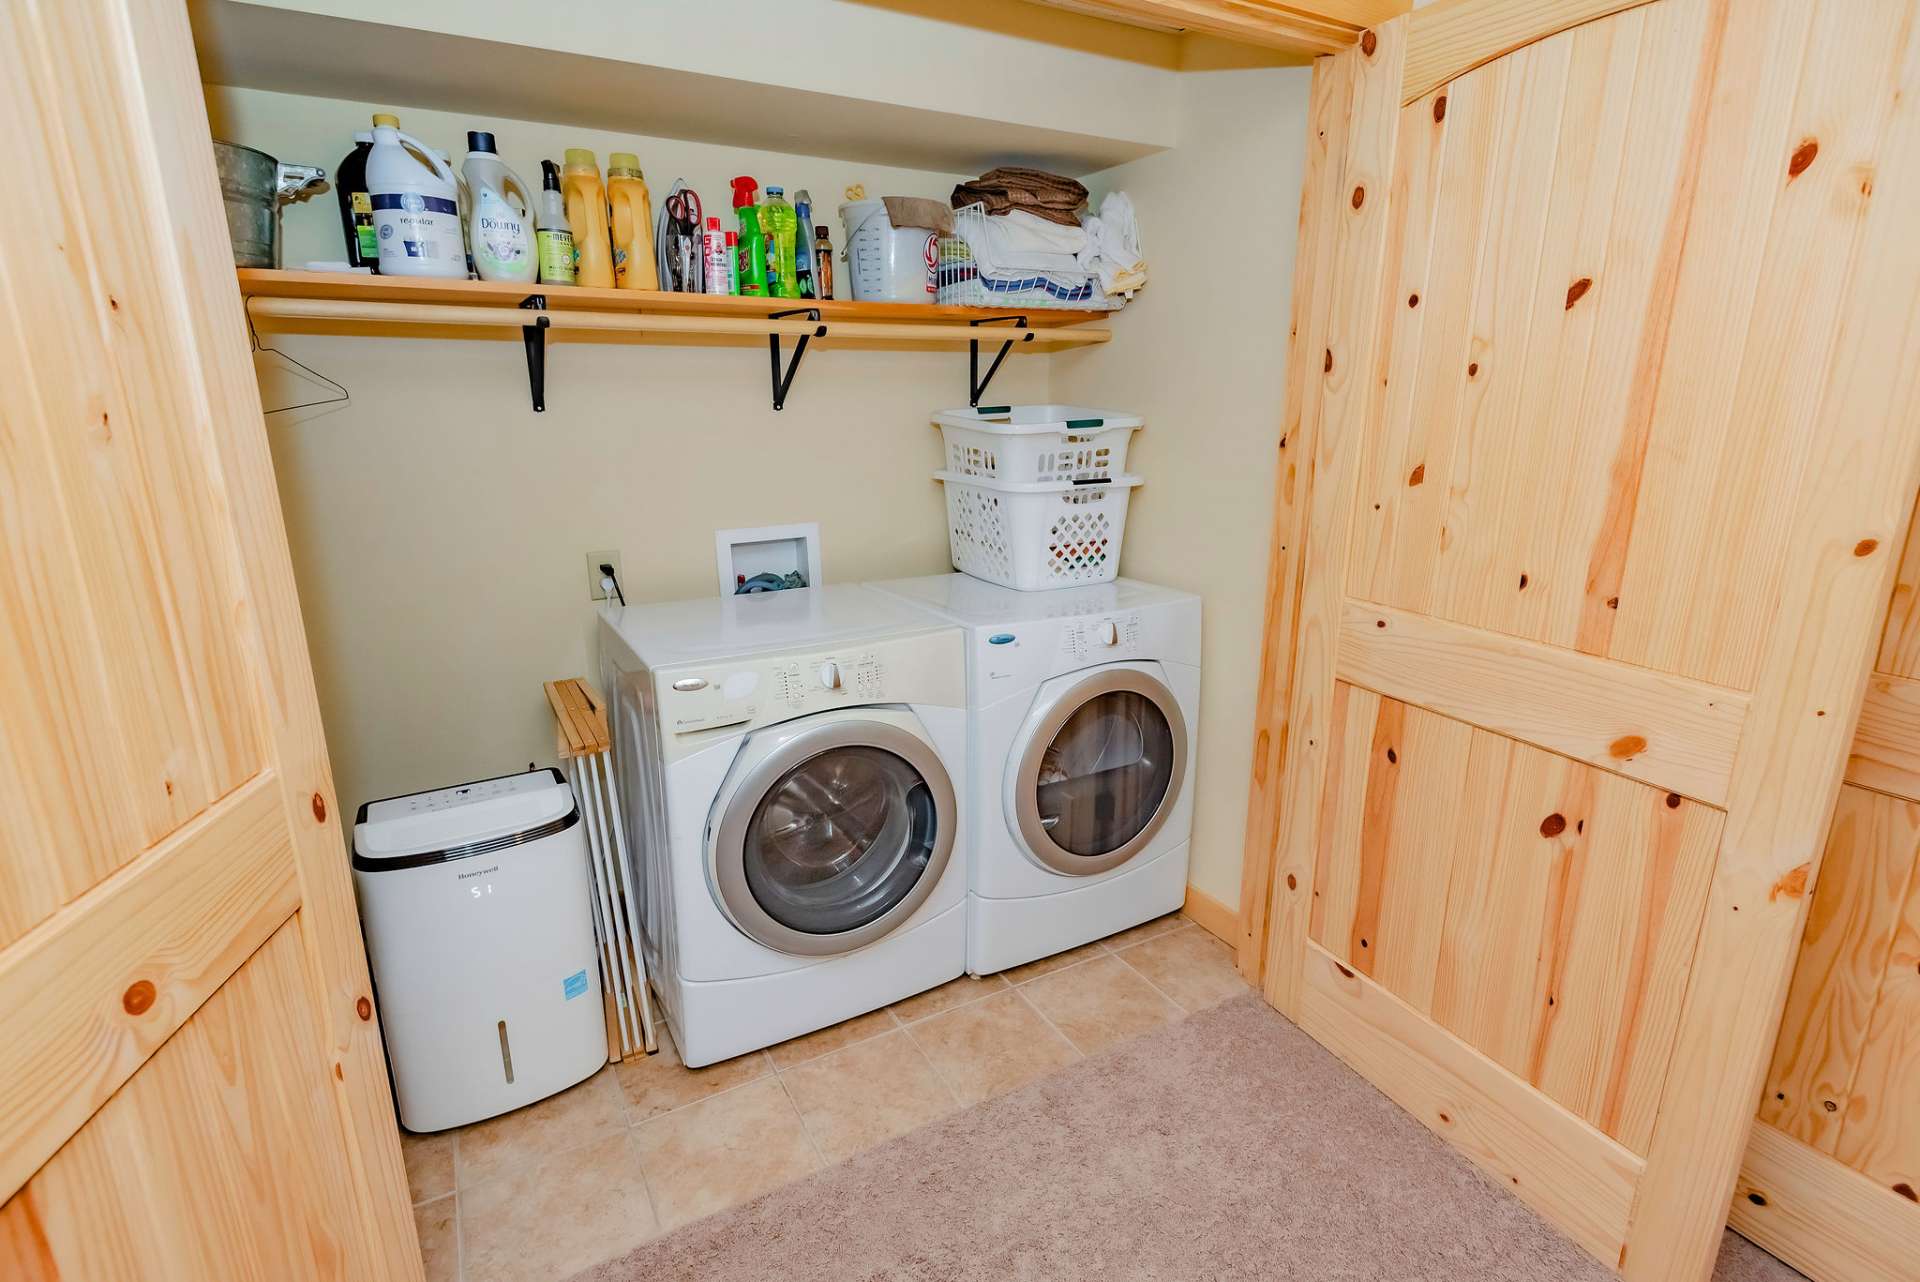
[{"x1": 586, "y1": 550, "x2": 623, "y2": 602}]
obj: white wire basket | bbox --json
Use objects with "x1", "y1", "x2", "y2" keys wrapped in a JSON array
[
  {"x1": 934, "y1": 405, "x2": 1143, "y2": 486},
  {"x1": 936, "y1": 471, "x2": 1143, "y2": 591},
  {"x1": 935, "y1": 203, "x2": 1123, "y2": 310}
]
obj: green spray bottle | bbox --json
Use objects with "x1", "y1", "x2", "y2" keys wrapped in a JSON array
[{"x1": 730, "y1": 176, "x2": 768, "y2": 296}]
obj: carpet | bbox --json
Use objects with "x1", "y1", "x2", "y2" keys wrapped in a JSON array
[{"x1": 571, "y1": 995, "x2": 1804, "y2": 1281}]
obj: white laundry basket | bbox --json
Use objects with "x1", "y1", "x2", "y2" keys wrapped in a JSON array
[
  {"x1": 936, "y1": 471, "x2": 1143, "y2": 591},
  {"x1": 934, "y1": 405, "x2": 1143, "y2": 485}
]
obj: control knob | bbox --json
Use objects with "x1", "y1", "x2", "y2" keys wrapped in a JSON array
[{"x1": 817, "y1": 661, "x2": 842, "y2": 690}]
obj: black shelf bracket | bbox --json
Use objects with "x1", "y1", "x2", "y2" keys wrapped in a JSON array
[
  {"x1": 768, "y1": 307, "x2": 825, "y2": 411},
  {"x1": 969, "y1": 315, "x2": 1033, "y2": 407},
  {"x1": 520, "y1": 295, "x2": 549, "y2": 412}
]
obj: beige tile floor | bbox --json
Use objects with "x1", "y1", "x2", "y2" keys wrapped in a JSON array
[{"x1": 405, "y1": 910, "x2": 1248, "y2": 1282}]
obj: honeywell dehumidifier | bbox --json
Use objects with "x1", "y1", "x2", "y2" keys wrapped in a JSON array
[{"x1": 352, "y1": 767, "x2": 605, "y2": 1132}]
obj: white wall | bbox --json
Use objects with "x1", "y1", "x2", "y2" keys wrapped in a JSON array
[{"x1": 1052, "y1": 66, "x2": 1310, "y2": 910}]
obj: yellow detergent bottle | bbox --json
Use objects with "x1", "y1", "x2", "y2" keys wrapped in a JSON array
[
  {"x1": 561, "y1": 149, "x2": 615, "y2": 288},
  {"x1": 606, "y1": 153, "x2": 658, "y2": 291}
]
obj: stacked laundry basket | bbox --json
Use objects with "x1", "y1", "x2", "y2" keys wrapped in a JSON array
[{"x1": 933, "y1": 405, "x2": 1144, "y2": 591}]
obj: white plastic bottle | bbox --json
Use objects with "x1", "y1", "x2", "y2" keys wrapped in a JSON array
[
  {"x1": 365, "y1": 113, "x2": 467, "y2": 278},
  {"x1": 702, "y1": 216, "x2": 730, "y2": 294},
  {"x1": 461, "y1": 131, "x2": 536, "y2": 283}
]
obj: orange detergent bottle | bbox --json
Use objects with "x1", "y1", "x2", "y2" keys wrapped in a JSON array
[
  {"x1": 607, "y1": 152, "x2": 658, "y2": 290},
  {"x1": 561, "y1": 149, "x2": 614, "y2": 288}
]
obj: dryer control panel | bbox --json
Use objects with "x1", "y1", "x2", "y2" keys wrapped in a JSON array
[
  {"x1": 656, "y1": 629, "x2": 962, "y2": 737},
  {"x1": 1061, "y1": 612, "x2": 1144, "y2": 664}
]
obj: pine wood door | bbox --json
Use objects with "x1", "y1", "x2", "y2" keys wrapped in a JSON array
[
  {"x1": 0, "y1": 0, "x2": 421, "y2": 1276},
  {"x1": 1731, "y1": 490, "x2": 1920, "y2": 1280},
  {"x1": 1251, "y1": 0, "x2": 1920, "y2": 1277}
]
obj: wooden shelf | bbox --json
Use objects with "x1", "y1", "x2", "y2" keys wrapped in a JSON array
[
  {"x1": 237, "y1": 269, "x2": 1112, "y2": 411},
  {"x1": 237, "y1": 269, "x2": 1110, "y2": 332}
]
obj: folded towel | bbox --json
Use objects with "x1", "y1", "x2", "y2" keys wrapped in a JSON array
[
  {"x1": 881, "y1": 196, "x2": 955, "y2": 236},
  {"x1": 951, "y1": 167, "x2": 1088, "y2": 226},
  {"x1": 966, "y1": 209, "x2": 1087, "y2": 275},
  {"x1": 1078, "y1": 191, "x2": 1146, "y2": 298}
]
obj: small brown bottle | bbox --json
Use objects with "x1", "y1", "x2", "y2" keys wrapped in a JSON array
[{"x1": 813, "y1": 225, "x2": 834, "y2": 300}]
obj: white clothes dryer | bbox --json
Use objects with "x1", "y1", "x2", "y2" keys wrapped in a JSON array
[
  {"x1": 867, "y1": 574, "x2": 1200, "y2": 975},
  {"x1": 599, "y1": 585, "x2": 967, "y2": 1067}
]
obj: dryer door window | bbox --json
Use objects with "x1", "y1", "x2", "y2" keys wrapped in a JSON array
[
  {"x1": 713, "y1": 719, "x2": 957, "y2": 957},
  {"x1": 1014, "y1": 668, "x2": 1187, "y2": 877}
]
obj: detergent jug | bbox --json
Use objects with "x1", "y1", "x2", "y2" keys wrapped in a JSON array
[
  {"x1": 461, "y1": 132, "x2": 536, "y2": 283},
  {"x1": 561, "y1": 149, "x2": 615, "y2": 288},
  {"x1": 606, "y1": 153, "x2": 658, "y2": 291},
  {"x1": 366, "y1": 113, "x2": 466, "y2": 278}
]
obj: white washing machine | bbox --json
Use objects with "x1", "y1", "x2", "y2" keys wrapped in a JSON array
[
  {"x1": 599, "y1": 585, "x2": 968, "y2": 1067},
  {"x1": 867, "y1": 573, "x2": 1200, "y2": 975}
]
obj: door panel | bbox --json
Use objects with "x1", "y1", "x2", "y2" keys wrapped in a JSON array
[
  {"x1": 5, "y1": 923, "x2": 377, "y2": 1282},
  {"x1": 1256, "y1": 2, "x2": 1920, "y2": 1278},
  {"x1": 0, "y1": 0, "x2": 419, "y2": 1276},
  {"x1": 1734, "y1": 491, "x2": 1920, "y2": 1280}
]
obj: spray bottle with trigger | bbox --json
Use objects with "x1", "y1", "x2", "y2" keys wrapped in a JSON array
[{"x1": 730, "y1": 176, "x2": 768, "y2": 297}]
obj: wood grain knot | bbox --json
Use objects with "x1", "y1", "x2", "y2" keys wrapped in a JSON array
[
  {"x1": 1855, "y1": 538, "x2": 1879, "y2": 556},
  {"x1": 1665, "y1": 793, "x2": 1682, "y2": 809},
  {"x1": 1467, "y1": 361, "x2": 1479, "y2": 377},
  {"x1": 1351, "y1": 185, "x2": 1365, "y2": 210},
  {"x1": 1518, "y1": 573, "x2": 1529, "y2": 590},
  {"x1": 122, "y1": 980, "x2": 156, "y2": 1016},
  {"x1": 1894, "y1": 1183, "x2": 1918, "y2": 1202},
  {"x1": 1788, "y1": 138, "x2": 1819, "y2": 179},
  {"x1": 107, "y1": 295, "x2": 120, "y2": 312},
  {"x1": 1539, "y1": 813, "x2": 1567, "y2": 838},
  {"x1": 356, "y1": 996, "x2": 373, "y2": 1021},
  {"x1": 1565, "y1": 277, "x2": 1593, "y2": 309},
  {"x1": 334, "y1": 1063, "x2": 345, "y2": 1080},
  {"x1": 1385, "y1": 747, "x2": 1397, "y2": 764},
  {"x1": 1747, "y1": 1192, "x2": 1767, "y2": 1207},
  {"x1": 1437, "y1": 1111, "x2": 1451, "y2": 1124},
  {"x1": 1407, "y1": 463, "x2": 1425, "y2": 486},
  {"x1": 1771, "y1": 863, "x2": 1811, "y2": 901},
  {"x1": 1324, "y1": 348, "x2": 1333, "y2": 373},
  {"x1": 1407, "y1": 293, "x2": 1420, "y2": 308},
  {"x1": 1375, "y1": 618, "x2": 1387, "y2": 628},
  {"x1": 1334, "y1": 961, "x2": 1355, "y2": 979},
  {"x1": 1609, "y1": 735, "x2": 1647, "y2": 758},
  {"x1": 1606, "y1": 596, "x2": 1619, "y2": 609},
  {"x1": 1433, "y1": 95, "x2": 1447, "y2": 124},
  {"x1": 164, "y1": 779, "x2": 173, "y2": 796},
  {"x1": 1286, "y1": 873, "x2": 1298, "y2": 891},
  {"x1": 1822, "y1": 1099, "x2": 1838, "y2": 1112},
  {"x1": 312, "y1": 792, "x2": 327, "y2": 822},
  {"x1": 1360, "y1": 28, "x2": 1377, "y2": 55}
]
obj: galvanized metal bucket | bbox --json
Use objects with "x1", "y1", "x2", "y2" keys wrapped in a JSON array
[{"x1": 213, "y1": 140, "x2": 326, "y2": 268}]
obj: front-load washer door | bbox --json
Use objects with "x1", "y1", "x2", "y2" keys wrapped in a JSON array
[
  {"x1": 709, "y1": 708, "x2": 956, "y2": 957},
  {"x1": 1009, "y1": 664, "x2": 1188, "y2": 877}
]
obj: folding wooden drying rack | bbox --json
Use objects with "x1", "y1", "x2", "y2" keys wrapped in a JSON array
[{"x1": 545, "y1": 678, "x2": 656, "y2": 1061}]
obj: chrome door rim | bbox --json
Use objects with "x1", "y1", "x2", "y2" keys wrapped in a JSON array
[
  {"x1": 1011, "y1": 666, "x2": 1188, "y2": 877},
  {"x1": 712, "y1": 717, "x2": 956, "y2": 956}
]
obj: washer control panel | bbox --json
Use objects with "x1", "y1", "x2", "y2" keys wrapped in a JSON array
[{"x1": 660, "y1": 643, "x2": 909, "y2": 736}]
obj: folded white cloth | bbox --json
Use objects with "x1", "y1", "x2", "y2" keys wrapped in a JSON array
[
  {"x1": 962, "y1": 208, "x2": 1088, "y2": 276},
  {"x1": 1079, "y1": 191, "x2": 1146, "y2": 297}
]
